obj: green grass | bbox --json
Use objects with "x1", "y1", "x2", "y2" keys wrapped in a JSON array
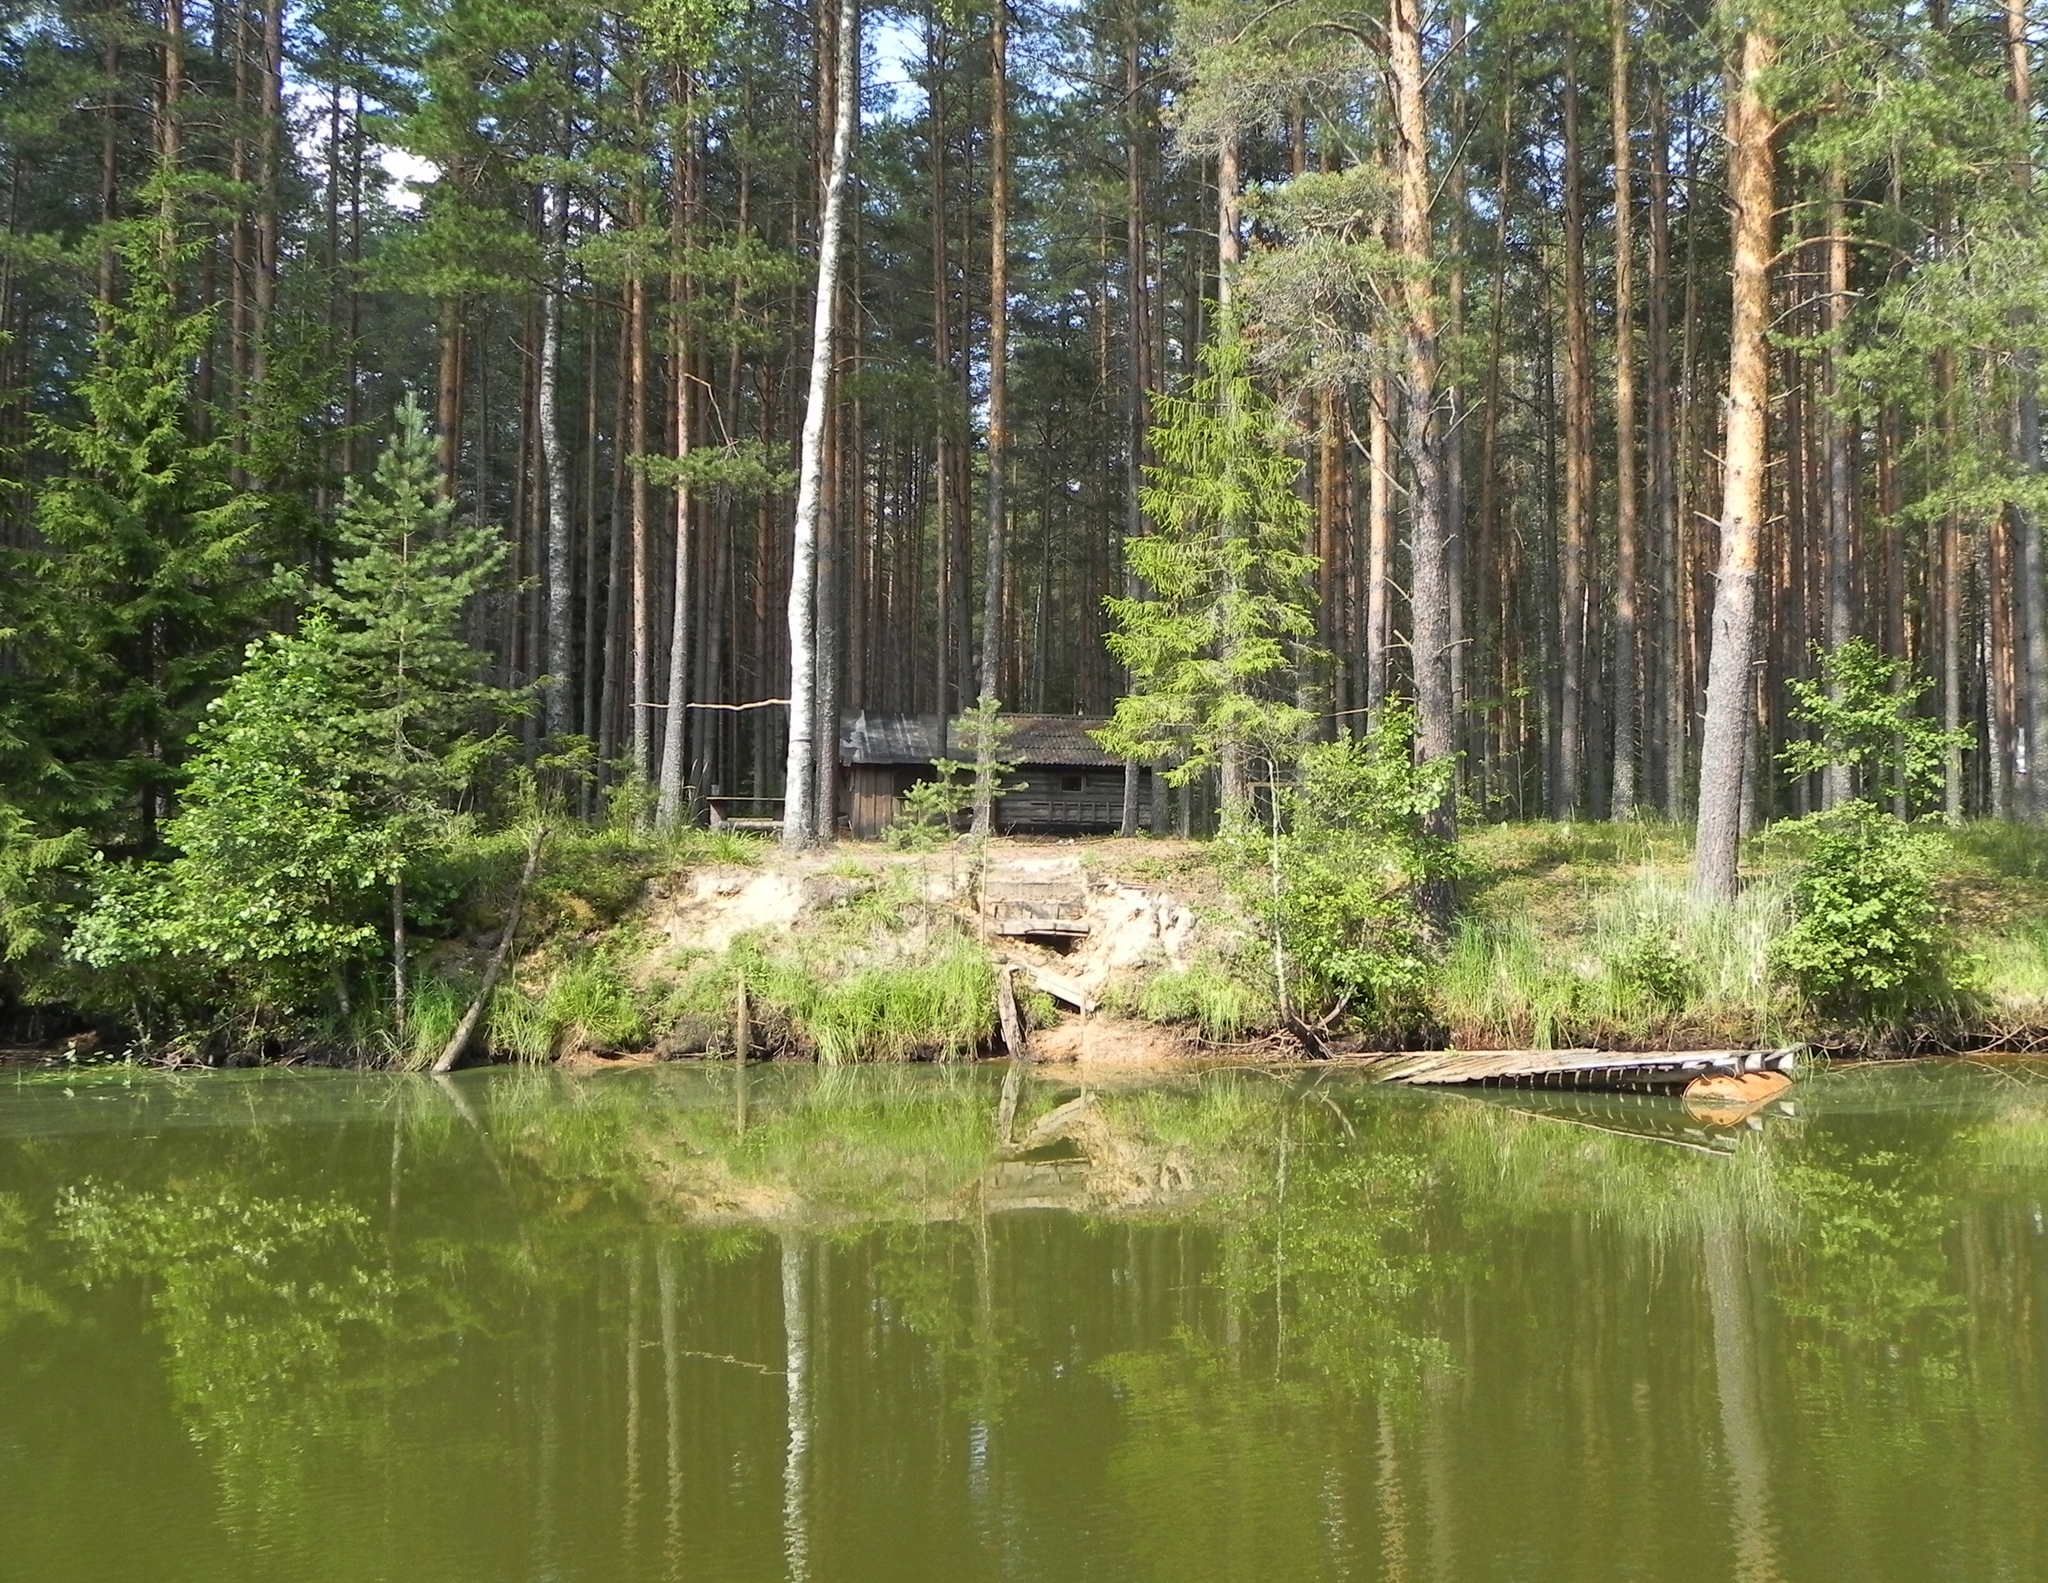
[
  {"x1": 1439, "y1": 873, "x2": 1790, "y2": 1048},
  {"x1": 1134, "y1": 956, "x2": 1274, "y2": 1043}
]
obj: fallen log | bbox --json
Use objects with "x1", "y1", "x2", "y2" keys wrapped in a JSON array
[{"x1": 432, "y1": 824, "x2": 547, "y2": 1074}]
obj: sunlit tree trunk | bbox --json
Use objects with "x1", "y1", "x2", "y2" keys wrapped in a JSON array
[
  {"x1": 1610, "y1": 0, "x2": 1640, "y2": 818},
  {"x1": 1216, "y1": 134, "x2": 1244, "y2": 814},
  {"x1": 1649, "y1": 46, "x2": 1683, "y2": 816},
  {"x1": 1694, "y1": 17, "x2": 1775, "y2": 901},
  {"x1": 659, "y1": 69, "x2": 699, "y2": 828},
  {"x1": 2006, "y1": 0, "x2": 2048, "y2": 818},
  {"x1": 1367, "y1": 371, "x2": 1392, "y2": 725},
  {"x1": 1559, "y1": 38, "x2": 1590, "y2": 819},
  {"x1": 1390, "y1": 0, "x2": 1457, "y2": 925},
  {"x1": 928, "y1": 11, "x2": 952, "y2": 749},
  {"x1": 1823, "y1": 163, "x2": 1854, "y2": 809},
  {"x1": 1120, "y1": 2, "x2": 1149, "y2": 837},
  {"x1": 974, "y1": 0, "x2": 1011, "y2": 836},
  {"x1": 540, "y1": 171, "x2": 573, "y2": 739}
]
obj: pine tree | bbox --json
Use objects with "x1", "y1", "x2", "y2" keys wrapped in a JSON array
[
  {"x1": 303, "y1": 393, "x2": 516, "y2": 1032},
  {"x1": 303, "y1": 391, "x2": 513, "y2": 781}
]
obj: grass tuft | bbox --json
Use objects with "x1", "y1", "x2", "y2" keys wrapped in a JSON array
[
  {"x1": 1438, "y1": 874, "x2": 1789, "y2": 1048},
  {"x1": 1136, "y1": 957, "x2": 1273, "y2": 1043}
]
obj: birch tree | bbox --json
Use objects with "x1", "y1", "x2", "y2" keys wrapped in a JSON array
[{"x1": 781, "y1": 0, "x2": 858, "y2": 848}]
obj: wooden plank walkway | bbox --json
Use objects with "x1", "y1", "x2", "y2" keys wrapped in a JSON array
[{"x1": 1376, "y1": 1046, "x2": 1801, "y2": 1093}]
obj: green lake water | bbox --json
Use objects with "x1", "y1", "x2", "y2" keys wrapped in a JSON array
[{"x1": 1, "y1": 1059, "x2": 2044, "y2": 1583}]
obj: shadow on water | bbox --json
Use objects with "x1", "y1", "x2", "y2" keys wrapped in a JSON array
[{"x1": 2, "y1": 1058, "x2": 2047, "y2": 1581}]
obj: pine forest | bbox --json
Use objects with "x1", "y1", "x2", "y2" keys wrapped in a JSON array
[{"x1": 8, "y1": 0, "x2": 2048, "y2": 1057}]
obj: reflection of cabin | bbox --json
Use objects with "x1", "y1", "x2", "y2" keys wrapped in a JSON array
[{"x1": 838, "y1": 712, "x2": 1151, "y2": 839}]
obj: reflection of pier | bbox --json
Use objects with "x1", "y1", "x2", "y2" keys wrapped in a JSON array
[
  {"x1": 1376, "y1": 1046, "x2": 1800, "y2": 1093},
  {"x1": 1454, "y1": 1087, "x2": 1796, "y2": 1156}
]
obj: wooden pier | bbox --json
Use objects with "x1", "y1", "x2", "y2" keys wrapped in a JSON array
[{"x1": 1376, "y1": 1046, "x2": 1801, "y2": 1094}]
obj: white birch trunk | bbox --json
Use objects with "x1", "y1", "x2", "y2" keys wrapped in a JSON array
[
  {"x1": 540, "y1": 177, "x2": 574, "y2": 739},
  {"x1": 781, "y1": 0, "x2": 858, "y2": 848}
]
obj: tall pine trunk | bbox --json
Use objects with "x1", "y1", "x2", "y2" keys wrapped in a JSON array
[
  {"x1": 2006, "y1": 0, "x2": 2048, "y2": 817},
  {"x1": 1390, "y1": 0, "x2": 1457, "y2": 926},
  {"x1": 627, "y1": 62, "x2": 652, "y2": 790},
  {"x1": 1609, "y1": 0, "x2": 1640, "y2": 818},
  {"x1": 974, "y1": 0, "x2": 1011, "y2": 835},
  {"x1": 1649, "y1": 46, "x2": 1683, "y2": 816},
  {"x1": 659, "y1": 70, "x2": 698, "y2": 828},
  {"x1": 1822, "y1": 164, "x2": 1854, "y2": 808},
  {"x1": 1693, "y1": 19, "x2": 1775, "y2": 902},
  {"x1": 1558, "y1": 40, "x2": 1591, "y2": 818},
  {"x1": 540, "y1": 172, "x2": 573, "y2": 738},
  {"x1": 1120, "y1": 2, "x2": 1149, "y2": 836}
]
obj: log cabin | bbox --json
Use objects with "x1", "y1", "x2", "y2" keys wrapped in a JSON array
[{"x1": 837, "y1": 711, "x2": 1154, "y2": 838}]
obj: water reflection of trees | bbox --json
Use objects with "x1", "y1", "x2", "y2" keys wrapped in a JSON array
[{"x1": 1, "y1": 1063, "x2": 2046, "y2": 1580}]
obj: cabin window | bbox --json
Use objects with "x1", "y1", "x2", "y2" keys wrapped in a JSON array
[{"x1": 1061, "y1": 774, "x2": 1082, "y2": 793}]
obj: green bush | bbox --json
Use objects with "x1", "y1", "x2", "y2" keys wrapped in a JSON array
[
  {"x1": 1237, "y1": 709, "x2": 1458, "y2": 1035},
  {"x1": 1607, "y1": 928, "x2": 1700, "y2": 1012},
  {"x1": 1771, "y1": 801, "x2": 1962, "y2": 1024}
]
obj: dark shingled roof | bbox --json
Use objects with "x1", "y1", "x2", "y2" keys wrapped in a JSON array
[{"x1": 839, "y1": 711, "x2": 1122, "y2": 768}]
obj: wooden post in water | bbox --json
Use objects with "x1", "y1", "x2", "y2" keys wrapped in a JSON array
[
  {"x1": 995, "y1": 964, "x2": 1030, "y2": 1146},
  {"x1": 735, "y1": 969, "x2": 752, "y2": 1062}
]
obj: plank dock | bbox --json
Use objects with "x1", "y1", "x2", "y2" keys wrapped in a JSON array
[{"x1": 1376, "y1": 1046, "x2": 1801, "y2": 1093}]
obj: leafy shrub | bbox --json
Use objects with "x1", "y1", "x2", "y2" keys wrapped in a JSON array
[
  {"x1": 1608, "y1": 929, "x2": 1699, "y2": 1012},
  {"x1": 1236, "y1": 707, "x2": 1459, "y2": 1036},
  {"x1": 1779, "y1": 637, "x2": 1967, "y2": 811},
  {"x1": 1771, "y1": 801, "x2": 1962, "y2": 1024}
]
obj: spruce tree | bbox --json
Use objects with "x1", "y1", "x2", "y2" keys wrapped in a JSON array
[
  {"x1": 1095, "y1": 326, "x2": 1319, "y2": 823},
  {"x1": 10, "y1": 231, "x2": 269, "y2": 846},
  {"x1": 303, "y1": 390, "x2": 512, "y2": 785}
]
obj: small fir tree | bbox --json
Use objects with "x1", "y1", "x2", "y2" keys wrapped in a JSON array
[{"x1": 1094, "y1": 325, "x2": 1319, "y2": 826}]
